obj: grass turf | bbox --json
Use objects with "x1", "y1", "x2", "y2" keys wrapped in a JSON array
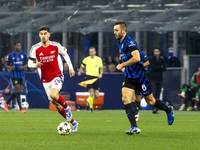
[{"x1": 0, "y1": 109, "x2": 200, "y2": 150}]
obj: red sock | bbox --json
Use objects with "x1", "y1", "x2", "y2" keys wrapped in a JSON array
[
  {"x1": 71, "y1": 118, "x2": 74, "y2": 123},
  {"x1": 57, "y1": 95, "x2": 68, "y2": 109},
  {"x1": 58, "y1": 107, "x2": 66, "y2": 119},
  {"x1": 182, "y1": 99, "x2": 187, "y2": 104},
  {"x1": 194, "y1": 101, "x2": 199, "y2": 107}
]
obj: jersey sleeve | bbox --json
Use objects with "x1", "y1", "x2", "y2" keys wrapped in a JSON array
[
  {"x1": 29, "y1": 46, "x2": 36, "y2": 60},
  {"x1": 128, "y1": 41, "x2": 138, "y2": 53},
  {"x1": 81, "y1": 58, "x2": 87, "y2": 68},
  {"x1": 140, "y1": 51, "x2": 148, "y2": 62},
  {"x1": 57, "y1": 43, "x2": 67, "y2": 56},
  {"x1": 6, "y1": 54, "x2": 12, "y2": 63},
  {"x1": 99, "y1": 58, "x2": 103, "y2": 68},
  {"x1": 24, "y1": 52, "x2": 29, "y2": 61},
  {"x1": 57, "y1": 44, "x2": 74, "y2": 70}
]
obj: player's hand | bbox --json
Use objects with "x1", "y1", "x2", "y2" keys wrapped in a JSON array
[
  {"x1": 98, "y1": 74, "x2": 102, "y2": 79},
  {"x1": 69, "y1": 69, "x2": 75, "y2": 77},
  {"x1": 11, "y1": 66, "x2": 15, "y2": 70},
  {"x1": 121, "y1": 68, "x2": 125, "y2": 72},
  {"x1": 36, "y1": 61, "x2": 43, "y2": 68},
  {"x1": 116, "y1": 64, "x2": 123, "y2": 70},
  {"x1": 19, "y1": 66, "x2": 24, "y2": 70},
  {"x1": 78, "y1": 71, "x2": 82, "y2": 76}
]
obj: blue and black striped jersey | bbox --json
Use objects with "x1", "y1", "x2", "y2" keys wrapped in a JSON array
[
  {"x1": 139, "y1": 51, "x2": 149, "y2": 74},
  {"x1": 7, "y1": 51, "x2": 28, "y2": 79},
  {"x1": 117, "y1": 35, "x2": 144, "y2": 79}
]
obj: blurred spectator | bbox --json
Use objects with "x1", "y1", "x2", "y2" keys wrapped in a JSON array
[
  {"x1": 103, "y1": 63, "x2": 108, "y2": 73},
  {"x1": 114, "y1": 55, "x2": 120, "y2": 65},
  {"x1": 179, "y1": 67, "x2": 200, "y2": 111},
  {"x1": 105, "y1": 56, "x2": 115, "y2": 65},
  {"x1": 149, "y1": 48, "x2": 166, "y2": 114},
  {"x1": 1, "y1": 55, "x2": 8, "y2": 71},
  {"x1": 108, "y1": 63, "x2": 117, "y2": 73}
]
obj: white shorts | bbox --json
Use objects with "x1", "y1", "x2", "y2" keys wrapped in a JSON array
[{"x1": 43, "y1": 77, "x2": 64, "y2": 101}]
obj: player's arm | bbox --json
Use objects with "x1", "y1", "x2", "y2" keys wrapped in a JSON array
[
  {"x1": 98, "y1": 67, "x2": 103, "y2": 79},
  {"x1": 59, "y1": 47, "x2": 75, "y2": 77},
  {"x1": 78, "y1": 66, "x2": 85, "y2": 76},
  {"x1": 98, "y1": 58, "x2": 103, "y2": 78},
  {"x1": 143, "y1": 60, "x2": 149, "y2": 67},
  {"x1": 116, "y1": 50, "x2": 140, "y2": 70},
  {"x1": 4, "y1": 61, "x2": 15, "y2": 70},
  {"x1": 19, "y1": 60, "x2": 28, "y2": 70},
  {"x1": 28, "y1": 58, "x2": 43, "y2": 68},
  {"x1": 190, "y1": 73, "x2": 198, "y2": 88},
  {"x1": 4, "y1": 55, "x2": 15, "y2": 70}
]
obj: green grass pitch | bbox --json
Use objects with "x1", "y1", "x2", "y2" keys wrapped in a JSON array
[{"x1": 0, "y1": 109, "x2": 200, "y2": 150}]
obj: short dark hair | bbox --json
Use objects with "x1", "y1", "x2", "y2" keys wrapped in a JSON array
[
  {"x1": 89, "y1": 46, "x2": 96, "y2": 51},
  {"x1": 115, "y1": 21, "x2": 127, "y2": 32},
  {"x1": 39, "y1": 25, "x2": 50, "y2": 32},
  {"x1": 14, "y1": 41, "x2": 20, "y2": 46}
]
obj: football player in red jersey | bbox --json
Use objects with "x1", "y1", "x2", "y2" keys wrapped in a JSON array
[{"x1": 28, "y1": 25, "x2": 78, "y2": 132}]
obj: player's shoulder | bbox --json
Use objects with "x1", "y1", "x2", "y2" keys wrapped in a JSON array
[
  {"x1": 83, "y1": 56, "x2": 90, "y2": 61},
  {"x1": 50, "y1": 41, "x2": 62, "y2": 47},
  {"x1": 21, "y1": 50, "x2": 28, "y2": 55},
  {"x1": 30, "y1": 42, "x2": 41, "y2": 52},
  {"x1": 95, "y1": 56, "x2": 102, "y2": 61},
  {"x1": 126, "y1": 35, "x2": 136, "y2": 47}
]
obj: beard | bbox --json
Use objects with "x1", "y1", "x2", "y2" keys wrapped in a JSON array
[{"x1": 116, "y1": 34, "x2": 123, "y2": 40}]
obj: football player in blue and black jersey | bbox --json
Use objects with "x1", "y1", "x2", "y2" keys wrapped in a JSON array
[
  {"x1": 114, "y1": 21, "x2": 174, "y2": 135},
  {"x1": 4, "y1": 42, "x2": 28, "y2": 113}
]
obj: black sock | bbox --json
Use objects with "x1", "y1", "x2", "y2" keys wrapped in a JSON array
[
  {"x1": 15, "y1": 93, "x2": 22, "y2": 110},
  {"x1": 6, "y1": 93, "x2": 16, "y2": 104},
  {"x1": 131, "y1": 102, "x2": 138, "y2": 114},
  {"x1": 124, "y1": 103, "x2": 137, "y2": 127},
  {"x1": 135, "y1": 101, "x2": 140, "y2": 112},
  {"x1": 154, "y1": 99, "x2": 171, "y2": 114}
]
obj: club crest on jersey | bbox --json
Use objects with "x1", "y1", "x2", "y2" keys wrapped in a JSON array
[
  {"x1": 17, "y1": 58, "x2": 20, "y2": 61},
  {"x1": 129, "y1": 41, "x2": 136, "y2": 47},
  {"x1": 39, "y1": 52, "x2": 44, "y2": 56},
  {"x1": 15, "y1": 80, "x2": 18, "y2": 84}
]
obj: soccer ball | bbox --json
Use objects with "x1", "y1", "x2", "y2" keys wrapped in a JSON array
[
  {"x1": 57, "y1": 122, "x2": 71, "y2": 135},
  {"x1": 21, "y1": 102, "x2": 29, "y2": 109}
]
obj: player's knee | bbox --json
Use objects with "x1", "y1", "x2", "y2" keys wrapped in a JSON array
[
  {"x1": 145, "y1": 98, "x2": 155, "y2": 106},
  {"x1": 122, "y1": 96, "x2": 130, "y2": 104},
  {"x1": 50, "y1": 93, "x2": 58, "y2": 101}
]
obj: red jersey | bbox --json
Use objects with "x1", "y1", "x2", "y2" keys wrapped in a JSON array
[{"x1": 29, "y1": 41, "x2": 66, "y2": 82}]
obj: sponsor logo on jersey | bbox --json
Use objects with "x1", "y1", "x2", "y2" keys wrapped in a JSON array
[
  {"x1": 129, "y1": 41, "x2": 136, "y2": 47},
  {"x1": 51, "y1": 51, "x2": 55, "y2": 54}
]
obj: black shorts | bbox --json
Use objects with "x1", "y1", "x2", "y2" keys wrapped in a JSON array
[
  {"x1": 11, "y1": 78, "x2": 23, "y2": 86},
  {"x1": 122, "y1": 74, "x2": 152, "y2": 96},
  {"x1": 86, "y1": 75, "x2": 99, "y2": 90}
]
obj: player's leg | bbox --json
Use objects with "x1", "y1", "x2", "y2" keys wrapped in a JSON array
[
  {"x1": 179, "y1": 94, "x2": 187, "y2": 111},
  {"x1": 138, "y1": 75, "x2": 174, "y2": 125},
  {"x1": 48, "y1": 77, "x2": 78, "y2": 132},
  {"x1": 50, "y1": 88, "x2": 78, "y2": 132},
  {"x1": 14, "y1": 84, "x2": 26, "y2": 113},
  {"x1": 144, "y1": 94, "x2": 174, "y2": 125},
  {"x1": 3, "y1": 88, "x2": 11, "y2": 112},
  {"x1": 135, "y1": 94, "x2": 141, "y2": 121},
  {"x1": 87, "y1": 88, "x2": 94, "y2": 112},
  {"x1": 122, "y1": 87, "x2": 140, "y2": 135}
]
